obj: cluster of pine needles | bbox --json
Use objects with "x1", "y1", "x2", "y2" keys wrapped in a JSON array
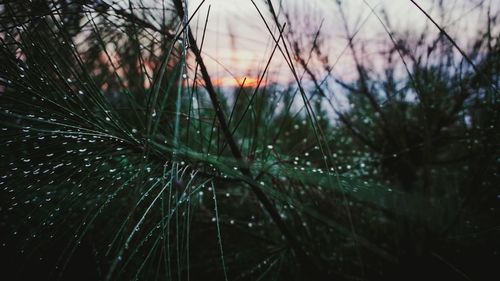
[{"x1": 0, "y1": 0, "x2": 499, "y2": 280}]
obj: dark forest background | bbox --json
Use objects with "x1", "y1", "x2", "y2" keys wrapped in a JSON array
[{"x1": 0, "y1": 0, "x2": 499, "y2": 280}]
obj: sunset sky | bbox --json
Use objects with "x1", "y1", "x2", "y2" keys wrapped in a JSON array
[{"x1": 186, "y1": 0, "x2": 498, "y2": 87}]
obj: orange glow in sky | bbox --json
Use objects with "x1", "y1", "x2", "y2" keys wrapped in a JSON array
[{"x1": 210, "y1": 76, "x2": 266, "y2": 88}]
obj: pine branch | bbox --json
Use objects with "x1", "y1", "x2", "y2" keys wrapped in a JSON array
[{"x1": 172, "y1": 0, "x2": 331, "y2": 279}]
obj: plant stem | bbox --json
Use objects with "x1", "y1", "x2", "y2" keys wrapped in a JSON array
[{"x1": 172, "y1": 1, "x2": 331, "y2": 279}]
